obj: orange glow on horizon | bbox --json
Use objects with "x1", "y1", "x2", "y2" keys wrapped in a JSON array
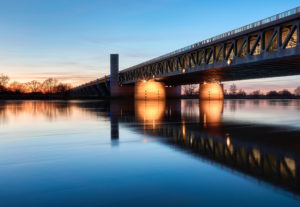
[{"x1": 3, "y1": 72, "x2": 104, "y2": 88}]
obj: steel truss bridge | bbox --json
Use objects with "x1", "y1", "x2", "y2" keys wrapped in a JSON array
[
  {"x1": 71, "y1": 7, "x2": 300, "y2": 97},
  {"x1": 120, "y1": 7, "x2": 300, "y2": 85}
]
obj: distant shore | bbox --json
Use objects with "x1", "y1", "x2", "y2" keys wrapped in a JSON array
[
  {"x1": 1, "y1": 94, "x2": 300, "y2": 100},
  {"x1": 181, "y1": 95, "x2": 300, "y2": 99}
]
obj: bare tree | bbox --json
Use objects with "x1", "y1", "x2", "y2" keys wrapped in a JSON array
[
  {"x1": 183, "y1": 84, "x2": 198, "y2": 95},
  {"x1": 251, "y1": 90, "x2": 261, "y2": 96},
  {"x1": 0, "y1": 74, "x2": 9, "y2": 87},
  {"x1": 295, "y1": 86, "x2": 300, "y2": 96},
  {"x1": 42, "y1": 78, "x2": 58, "y2": 93},
  {"x1": 250, "y1": 90, "x2": 261, "y2": 98},
  {"x1": 9, "y1": 81, "x2": 26, "y2": 93},
  {"x1": 229, "y1": 83, "x2": 237, "y2": 95},
  {"x1": 26, "y1": 80, "x2": 41, "y2": 93},
  {"x1": 237, "y1": 89, "x2": 246, "y2": 96},
  {"x1": 55, "y1": 83, "x2": 71, "y2": 93}
]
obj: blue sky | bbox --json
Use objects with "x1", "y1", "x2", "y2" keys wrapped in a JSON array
[{"x1": 0, "y1": 0, "x2": 299, "y2": 91}]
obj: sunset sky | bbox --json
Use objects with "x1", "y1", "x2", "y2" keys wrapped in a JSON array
[{"x1": 0, "y1": 0, "x2": 300, "y2": 92}]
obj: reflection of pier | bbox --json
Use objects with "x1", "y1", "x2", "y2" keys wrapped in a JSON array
[
  {"x1": 135, "y1": 100, "x2": 166, "y2": 127},
  {"x1": 200, "y1": 100, "x2": 223, "y2": 124},
  {"x1": 110, "y1": 101, "x2": 119, "y2": 140}
]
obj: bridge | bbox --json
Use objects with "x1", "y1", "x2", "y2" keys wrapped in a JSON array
[{"x1": 71, "y1": 7, "x2": 300, "y2": 99}]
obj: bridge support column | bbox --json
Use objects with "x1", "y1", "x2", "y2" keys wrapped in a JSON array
[
  {"x1": 110, "y1": 54, "x2": 119, "y2": 97},
  {"x1": 199, "y1": 82, "x2": 224, "y2": 100},
  {"x1": 135, "y1": 81, "x2": 181, "y2": 99},
  {"x1": 135, "y1": 80, "x2": 166, "y2": 100},
  {"x1": 110, "y1": 54, "x2": 134, "y2": 98},
  {"x1": 165, "y1": 86, "x2": 181, "y2": 98}
]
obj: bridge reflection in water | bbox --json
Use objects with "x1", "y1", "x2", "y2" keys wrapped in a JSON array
[
  {"x1": 115, "y1": 99, "x2": 300, "y2": 197},
  {"x1": 143, "y1": 122, "x2": 299, "y2": 197},
  {"x1": 2, "y1": 100, "x2": 298, "y2": 197}
]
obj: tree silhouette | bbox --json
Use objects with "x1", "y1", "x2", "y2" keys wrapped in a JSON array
[
  {"x1": 9, "y1": 81, "x2": 26, "y2": 93},
  {"x1": 55, "y1": 83, "x2": 71, "y2": 93},
  {"x1": 183, "y1": 84, "x2": 198, "y2": 95},
  {"x1": 229, "y1": 84, "x2": 237, "y2": 95},
  {"x1": 279, "y1": 89, "x2": 292, "y2": 98},
  {"x1": 0, "y1": 74, "x2": 9, "y2": 87},
  {"x1": 26, "y1": 80, "x2": 41, "y2": 93},
  {"x1": 42, "y1": 78, "x2": 58, "y2": 93},
  {"x1": 295, "y1": 86, "x2": 300, "y2": 96},
  {"x1": 266, "y1": 90, "x2": 279, "y2": 98},
  {"x1": 237, "y1": 89, "x2": 246, "y2": 97}
]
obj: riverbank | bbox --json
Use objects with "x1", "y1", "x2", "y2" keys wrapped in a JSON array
[{"x1": 1, "y1": 92, "x2": 300, "y2": 100}]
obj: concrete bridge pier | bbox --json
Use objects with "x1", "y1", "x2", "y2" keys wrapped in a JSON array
[
  {"x1": 110, "y1": 54, "x2": 119, "y2": 97},
  {"x1": 110, "y1": 54, "x2": 134, "y2": 98},
  {"x1": 166, "y1": 85, "x2": 181, "y2": 98},
  {"x1": 134, "y1": 80, "x2": 181, "y2": 100},
  {"x1": 199, "y1": 82, "x2": 224, "y2": 100}
]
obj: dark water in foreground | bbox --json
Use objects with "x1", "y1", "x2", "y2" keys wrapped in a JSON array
[{"x1": 0, "y1": 99, "x2": 299, "y2": 207}]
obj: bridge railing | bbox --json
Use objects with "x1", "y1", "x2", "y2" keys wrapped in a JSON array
[{"x1": 122, "y1": 6, "x2": 300, "y2": 72}]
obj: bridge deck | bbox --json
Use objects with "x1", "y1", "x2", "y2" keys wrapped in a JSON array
[
  {"x1": 71, "y1": 6, "x2": 300, "y2": 92},
  {"x1": 119, "y1": 7, "x2": 300, "y2": 85}
]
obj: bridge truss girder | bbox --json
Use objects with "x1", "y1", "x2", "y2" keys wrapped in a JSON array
[{"x1": 120, "y1": 19, "x2": 300, "y2": 85}]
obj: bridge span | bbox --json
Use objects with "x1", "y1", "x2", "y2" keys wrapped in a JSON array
[{"x1": 71, "y1": 7, "x2": 300, "y2": 99}]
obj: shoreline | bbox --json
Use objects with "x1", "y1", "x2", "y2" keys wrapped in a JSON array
[{"x1": 1, "y1": 96, "x2": 300, "y2": 101}]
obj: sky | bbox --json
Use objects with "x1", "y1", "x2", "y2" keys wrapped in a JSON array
[{"x1": 0, "y1": 0, "x2": 300, "y2": 91}]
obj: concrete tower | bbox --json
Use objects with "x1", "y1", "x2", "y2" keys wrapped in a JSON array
[{"x1": 110, "y1": 54, "x2": 119, "y2": 97}]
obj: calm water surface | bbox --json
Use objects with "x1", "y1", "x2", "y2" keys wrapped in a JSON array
[{"x1": 0, "y1": 99, "x2": 299, "y2": 207}]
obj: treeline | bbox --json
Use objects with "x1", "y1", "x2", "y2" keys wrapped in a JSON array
[
  {"x1": 182, "y1": 83, "x2": 300, "y2": 99},
  {"x1": 0, "y1": 74, "x2": 72, "y2": 99},
  {"x1": 225, "y1": 84, "x2": 300, "y2": 99}
]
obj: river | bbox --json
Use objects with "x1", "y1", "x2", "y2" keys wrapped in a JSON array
[{"x1": 0, "y1": 99, "x2": 299, "y2": 206}]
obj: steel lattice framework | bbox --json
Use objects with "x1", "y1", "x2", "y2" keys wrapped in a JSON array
[
  {"x1": 119, "y1": 7, "x2": 300, "y2": 85},
  {"x1": 70, "y1": 7, "x2": 300, "y2": 96}
]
